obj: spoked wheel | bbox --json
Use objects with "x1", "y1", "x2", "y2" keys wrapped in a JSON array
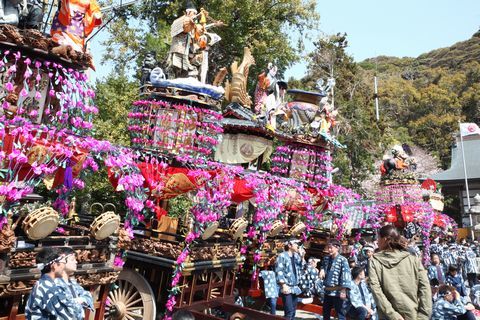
[{"x1": 105, "y1": 269, "x2": 156, "y2": 320}]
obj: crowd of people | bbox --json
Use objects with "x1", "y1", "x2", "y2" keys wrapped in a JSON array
[
  {"x1": 24, "y1": 225, "x2": 480, "y2": 320},
  {"x1": 259, "y1": 225, "x2": 480, "y2": 320}
]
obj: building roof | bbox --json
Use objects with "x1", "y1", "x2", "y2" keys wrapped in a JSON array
[{"x1": 430, "y1": 135, "x2": 480, "y2": 182}]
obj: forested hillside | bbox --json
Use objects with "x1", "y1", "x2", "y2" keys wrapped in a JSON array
[{"x1": 363, "y1": 30, "x2": 480, "y2": 167}]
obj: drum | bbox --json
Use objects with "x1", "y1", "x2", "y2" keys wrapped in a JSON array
[
  {"x1": 289, "y1": 222, "x2": 306, "y2": 236},
  {"x1": 268, "y1": 220, "x2": 284, "y2": 237},
  {"x1": 202, "y1": 221, "x2": 219, "y2": 240},
  {"x1": 22, "y1": 207, "x2": 59, "y2": 240},
  {"x1": 229, "y1": 218, "x2": 248, "y2": 240},
  {"x1": 90, "y1": 211, "x2": 121, "y2": 240}
]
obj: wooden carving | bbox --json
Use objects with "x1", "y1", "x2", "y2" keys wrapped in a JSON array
[{"x1": 224, "y1": 47, "x2": 255, "y2": 107}]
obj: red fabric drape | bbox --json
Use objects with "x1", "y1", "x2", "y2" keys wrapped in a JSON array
[{"x1": 1, "y1": 131, "x2": 87, "y2": 187}]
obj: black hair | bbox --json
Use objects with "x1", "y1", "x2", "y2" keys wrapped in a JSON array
[
  {"x1": 438, "y1": 284, "x2": 455, "y2": 297},
  {"x1": 57, "y1": 247, "x2": 75, "y2": 256},
  {"x1": 36, "y1": 247, "x2": 61, "y2": 274},
  {"x1": 378, "y1": 225, "x2": 408, "y2": 251},
  {"x1": 327, "y1": 239, "x2": 341, "y2": 248},
  {"x1": 448, "y1": 265, "x2": 458, "y2": 272},
  {"x1": 430, "y1": 278, "x2": 440, "y2": 287},
  {"x1": 351, "y1": 266, "x2": 365, "y2": 280},
  {"x1": 172, "y1": 309, "x2": 195, "y2": 320}
]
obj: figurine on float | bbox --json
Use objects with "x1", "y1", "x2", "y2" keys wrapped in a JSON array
[
  {"x1": 224, "y1": 46, "x2": 255, "y2": 107},
  {"x1": 253, "y1": 63, "x2": 288, "y2": 130},
  {"x1": 50, "y1": 0, "x2": 102, "y2": 52},
  {"x1": 0, "y1": 0, "x2": 43, "y2": 28},
  {"x1": 141, "y1": 51, "x2": 157, "y2": 86},
  {"x1": 316, "y1": 78, "x2": 337, "y2": 135},
  {"x1": 273, "y1": 77, "x2": 338, "y2": 143},
  {"x1": 380, "y1": 145, "x2": 416, "y2": 176},
  {"x1": 19, "y1": 0, "x2": 43, "y2": 29},
  {"x1": 254, "y1": 63, "x2": 278, "y2": 114},
  {"x1": 166, "y1": 1, "x2": 223, "y2": 81}
]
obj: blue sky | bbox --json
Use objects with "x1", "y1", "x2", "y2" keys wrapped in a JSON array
[
  {"x1": 285, "y1": 0, "x2": 480, "y2": 78},
  {"x1": 90, "y1": 0, "x2": 480, "y2": 82}
]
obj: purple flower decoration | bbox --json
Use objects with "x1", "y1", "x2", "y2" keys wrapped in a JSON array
[{"x1": 5, "y1": 82, "x2": 14, "y2": 92}]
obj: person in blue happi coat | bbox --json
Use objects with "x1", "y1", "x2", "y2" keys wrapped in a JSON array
[
  {"x1": 463, "y1": 245, "x2": 478, "y2": 288},
  {"x1": 275, "y1": 238, "x2": 304, "y2": 320},
  {"x1": 260, "y1": 256, "x2": 279, "y2": 315},
  {"x1": 320, "y1": 239, "x2": 351, "y2": 320},
  {"x1": 56, "y1": 247, "x2": 94, "y2": 319},
  {"x1": 25, "y1": 247, "x2": 85, "y2": 320},
  {"x1": 446, "y1": 264, "x2": 468, "y2": 298},
  {"x1": 299, "y1": 257, "x2": 320, "y2": 302},
  {"x1": 428, "y1": 253, "x2": 446, "y2": 284},
  {"x1": 346, "y1": 266, "x2": 377, "y2": 320},
  {"x1": 432, "y1": 284, "x2": 466, "y2": 320}
]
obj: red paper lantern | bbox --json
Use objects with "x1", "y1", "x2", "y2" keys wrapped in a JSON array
[
  {"x1": 401, "y1": 206, "x2": 414, "y2": 223},
  {"x1": 385, "y1": 206, "x2": 398, "y2": 223}
]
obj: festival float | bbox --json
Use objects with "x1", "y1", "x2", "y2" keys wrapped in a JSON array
[
  {"x1": 371, "y1": 145, "x2": 457, "y2": 263},
  {"x1": 421, "y1": 179, "x2": 457, "y2": 240},
  {"x1": 114, "y1": 2, "x2": 353, "y2": 318},
  {"x1": 0, "y1": 1, "x2": 151, "y2": 319},
  {"x1": 0, "y1": 1, "x2": 368, "y2": 319}
]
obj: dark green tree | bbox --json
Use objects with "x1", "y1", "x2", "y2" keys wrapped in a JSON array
[
  {"x1": 301, "y1": 34, "x2": 385, "y2": 192},
  {"x1": 102, "y1": 0, "x2": 318, "y2": 86}
]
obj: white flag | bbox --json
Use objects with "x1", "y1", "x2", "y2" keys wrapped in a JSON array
[{"x1": 460, "y1": 123, "x2": 480, "y2": 137}]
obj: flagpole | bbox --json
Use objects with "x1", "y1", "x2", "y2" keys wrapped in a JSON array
[{"x1": 459, "y1": 121, "x2": 474, "y2": 240}]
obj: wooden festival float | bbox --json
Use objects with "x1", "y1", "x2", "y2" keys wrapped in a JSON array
[
  {"x1": 115, "y1": 6, "x2": 351, "y2": 315},
  {"x1": 0, "y1": 22, "x2": 127, "y2": 319},
  {"x1": 0, "y1": 3, "x2": 365, "y2": 319}
]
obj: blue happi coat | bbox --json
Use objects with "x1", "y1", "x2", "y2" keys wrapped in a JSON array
[
  {"x1": 260, "y1": 270, "x2": 279, "y2": 299},
  {"x1": 431, "y1": 298, "x2": 466, "y2": 320},
  {"x1": 275, "y1": 251, "x2": 304, "y2": 295},
  {"x1": 347, "y1": 280, "x2": 378, "y2": 320},
  {"x1": 463, "y1": 248, "x2": 478, "y2": 274},
  {"x1": 321, "y1": 254, "x2": 351, "y2": 297},
  {"x1": 445, "y1": 273, "x2": 468, "y2": 297},
  {"x1": 55, "y1": 277, "x2": 94, "y2": 319},
  {"x1": 427, "y1": 264, "x2": 446, "y2": 283},
  {"x1": 299, "y1": 265, "x2": 319, "y2": 297},
  {"x1": 25, "y1": 274, "x2": 84, "y2": 320}
]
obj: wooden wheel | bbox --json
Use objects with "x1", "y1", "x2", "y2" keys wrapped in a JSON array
[{"x1": 105, "y1": 269, "x2": 156, "y2": 320}]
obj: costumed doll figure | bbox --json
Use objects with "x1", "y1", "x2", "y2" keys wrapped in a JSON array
[
  {"x1": 50, "y1": 0, "x2": 102, "y2": 52},
  {"x1": 0, "y1": 0, "x2": 42, "y2": 27},
  {"x1": 254, "y1": 63, "x2": 278, "y2": 115},
  {"x1": 141, "y1": 51, "x2": 157, "y2": 86},
  {"x1": 167, "y1": 2, "x2": 204, "y2": 79},
  {"x1": 19, "y1": 0, "x2": 44, "y2": 29},
  {"x1": 318, "y1": 96, "x2": 338, "y2": 135},
  {"x1": 0, "y1": 0, "x2": 23, "y2": 26}
]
